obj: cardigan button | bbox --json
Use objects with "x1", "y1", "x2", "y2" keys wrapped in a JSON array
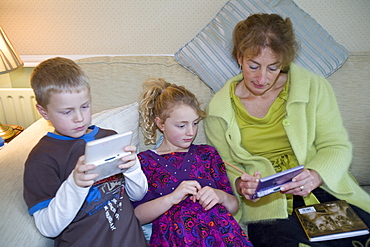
[{"x1": 282, "y1": 119, "x2": 290, "y2": 126}]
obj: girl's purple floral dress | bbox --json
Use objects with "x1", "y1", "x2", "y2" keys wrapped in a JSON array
[{"x1": 134, "y1": 144, "x2": 253, "y2": 247}]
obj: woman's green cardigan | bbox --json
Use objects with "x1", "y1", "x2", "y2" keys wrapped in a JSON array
[{"x1": 204, "y1": 63, "x2": 370, "y2": 224}]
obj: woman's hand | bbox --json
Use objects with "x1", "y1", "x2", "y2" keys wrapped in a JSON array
[
  {"x1": 236, "y1": 171, "x2": 261, "y2": 201},
  {"x1": 280, "y1": 168, "x2": 323, "y2": 197}
]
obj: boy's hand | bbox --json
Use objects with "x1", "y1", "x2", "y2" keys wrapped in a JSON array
[
  {"x1": 118, "y1": 145, "x2": 138, "y2": 170},
  {"x1": 73, "y1": 155, "x2": 98, "y2": 187}
]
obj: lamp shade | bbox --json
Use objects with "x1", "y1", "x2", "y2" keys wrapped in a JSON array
[{"x1": 0, "y1": 27, "x2": 23, "y2": 74}]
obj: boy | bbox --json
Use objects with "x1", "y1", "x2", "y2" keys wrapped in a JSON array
[{"x1": 23, "y1": 57, "x2": 148, "y2": 246}]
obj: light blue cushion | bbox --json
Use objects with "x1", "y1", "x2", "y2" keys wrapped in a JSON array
[{"x1": 174, "y1": 0, "x2": 349, "y2": 92}]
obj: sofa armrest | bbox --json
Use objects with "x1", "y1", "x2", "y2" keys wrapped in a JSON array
[{"x1": 0, "y1": 118, "x2": 54, "y2": 246}]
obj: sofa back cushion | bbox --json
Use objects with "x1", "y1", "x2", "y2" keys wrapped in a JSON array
[
  {"x1": 76, "y1": 56, "x2": 214, "y2": 152},
  {"x1": 327, "y1": 52, "x2": 370, "y2": 187}
]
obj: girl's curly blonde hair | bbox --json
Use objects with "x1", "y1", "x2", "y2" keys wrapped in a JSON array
[{"x1": 139, "y1": 77, "x2": 206, "y2": 145}]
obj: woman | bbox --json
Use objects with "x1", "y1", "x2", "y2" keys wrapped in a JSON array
[{"x1": 204, "y1": 13, "x2": 370, "y2": 246}]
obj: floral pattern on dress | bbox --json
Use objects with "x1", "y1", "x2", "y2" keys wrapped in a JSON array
[{"x1": 136, "y1": 144, "x2": 253, "y2": 247}]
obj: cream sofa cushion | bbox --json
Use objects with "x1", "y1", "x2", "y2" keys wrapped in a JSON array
[
  {"x1": 327, "y1": 52, "x2": 370, "y2": 188},
  {"x1": 76, "y1": 56, "x2": 215, "y2": 151},
  {"x1": 92, "y1": 102, "x2": 140, "y2": 149}
]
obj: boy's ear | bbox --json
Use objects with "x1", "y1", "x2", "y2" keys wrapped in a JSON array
[
  {"x1": 36, "y1": 104, "x2": 49, "y2": 120},
  {"x1": 155, "y1": 117, "x2": 164, "y2": 131}
]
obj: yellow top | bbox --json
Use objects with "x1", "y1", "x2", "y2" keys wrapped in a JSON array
[{"x1": 231, "y1": 75, "x2": 318, "y2": 213}]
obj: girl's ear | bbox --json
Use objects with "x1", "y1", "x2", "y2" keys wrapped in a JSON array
[
  {"x1": 36, "y1": 104, "x2": 49, "y2": 120},
  {"x1": 155, "y1": 117, "x2": 165, "y2": 131}
]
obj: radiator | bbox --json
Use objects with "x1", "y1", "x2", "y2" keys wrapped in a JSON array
[{"x1": 0, "y1": 88, "x2": 41, "y2": 128}]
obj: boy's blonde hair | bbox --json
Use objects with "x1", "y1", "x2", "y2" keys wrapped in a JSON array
[
  {"x1": 31, "y1": 57, "x2": 90, "y2": 108},
  {"x1": 139, "y1": 77, "x2": 206, "y2": 145}
]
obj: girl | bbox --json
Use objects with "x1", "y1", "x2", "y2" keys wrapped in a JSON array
[{"x1": 133, "y1": 78, "x2": 253, "y2": 247}]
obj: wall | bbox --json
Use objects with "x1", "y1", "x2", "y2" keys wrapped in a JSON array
[
  {"x1": 0, "y1": 0, "x2": 369, "y2": 58},
  {"x1": 0, "y1": 0, "x2": 368, "y2": 127}
]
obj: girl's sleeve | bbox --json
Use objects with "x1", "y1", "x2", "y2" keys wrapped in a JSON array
[
  {"x1": 204, "y1": 115, "x2": 244, "y2": 193},
  {"x1": 209, "y1": 146, "x2": 234, "y2": 195}
]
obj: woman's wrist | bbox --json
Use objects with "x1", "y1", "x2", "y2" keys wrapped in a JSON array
[{"x1": 309, "y1": 169, "x2": 323, "y2": 189}]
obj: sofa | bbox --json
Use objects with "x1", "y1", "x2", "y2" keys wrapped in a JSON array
[{"x1": 0, "y1": 54, "x2": 369, "y2": 246}]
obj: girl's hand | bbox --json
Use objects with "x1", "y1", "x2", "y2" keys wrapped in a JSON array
[
  {"x1": 169, "y1": 180, "x2": 201, "y2": 205},
  {"x1": 236, "y1": 171, "x2": 261, "y2": 201},
  {"x1": 196, "y1": 186, "x2": 225, "y2": 211},
  {"x1": 73, "y1": 155, "x2": 98, "y2": 187},
  {"x1": 118, "y1": 145, "x2": 138, "y2": 170},
  {"x1": 280, "y1": 168, "x2": 323, "y2": 197},
  {"x1": 135, "y1": 180, "x2": 201, "y2": 225}
]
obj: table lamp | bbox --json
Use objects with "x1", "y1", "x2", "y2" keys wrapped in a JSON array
[{"x1": 0, "y1": 27, "x2": 24, "y2": 140}]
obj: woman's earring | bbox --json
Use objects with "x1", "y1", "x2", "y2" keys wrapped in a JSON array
[{"x1": 239, "y1": 64, "x2": 242, "y2": 71}]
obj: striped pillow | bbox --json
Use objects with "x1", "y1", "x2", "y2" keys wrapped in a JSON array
[{"x1": 174, "y1": 0, "x2": 349, "y2": 92}]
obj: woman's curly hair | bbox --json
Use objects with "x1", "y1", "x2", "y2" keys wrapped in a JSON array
[{"x1": 232, "y1": 13, "x2": 298, "y2": 72}]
